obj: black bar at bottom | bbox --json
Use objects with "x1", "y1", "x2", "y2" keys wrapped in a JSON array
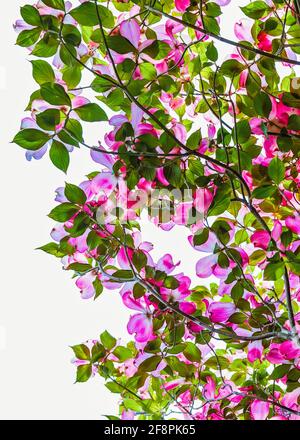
[{"x1": 0, "y1": 420, "x2": 299, "y2": 437}]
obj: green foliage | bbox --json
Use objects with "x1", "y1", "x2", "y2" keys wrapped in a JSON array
[
  {"x1": 14, "y1": 0, "x2": 300, "y2": 421},
  {"x1": 13, "y1": 129, "x2": 50, "y2": 150}
]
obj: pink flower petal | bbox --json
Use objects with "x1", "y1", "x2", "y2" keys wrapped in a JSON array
[
  {"x1": 196, "y1": 254, "x2": 217, "y2": 278},
  {"x1": 175, "y1": 0, "x2": 191, "y2": 12},
  {"x1": 250, "y1": 400, "x2": 270, "y2": 420},
  {"x1": 127, "y1": 313, "x2": 153, "y2": 343},
  {"x1": 248, "y1": 340, "x2": 263, "y2": 363},
  {"x1": 179, "y1": 302, "x2": 196, "y2": 314},
  {"x1": 286, "y1": 216, "x2": 300, "y2": 234},
  {"x1": 208, "y1": 302, "x2": 236, "y2": 323},
  {"x1": 120, "y1": 19, "x2": 141, "y2": 49},
  {"x1": 156, "y1": 254, "x2": 180, "y2": 274},
  {"x1": 91, "y1": 172, "x2": 117, "y2": 195},
  {"x1": 250, "y1": 230, "x2": 270, "y2": 250}
]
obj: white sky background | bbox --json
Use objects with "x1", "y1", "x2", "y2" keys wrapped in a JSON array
[{"x1": 0, "y1": 0, "x2": 250, "y2": 420}]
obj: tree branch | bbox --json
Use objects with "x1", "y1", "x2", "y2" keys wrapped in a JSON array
[{"x1": 145, "y1": 5, "x2": 300, "y2": 66}]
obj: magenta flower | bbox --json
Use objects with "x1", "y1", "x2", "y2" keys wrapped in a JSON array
[
  {"x1": 127, "y1": 314, "x2": 153, "y2": 343},
  {"x1": 175, "y1": 0, "x2": 191, "y2": 12},
  {"x1": 120, "y1": 19, "x2": 141, "y2": 49},
  {"x1": 247, "y1": 340, "x2": 263, "y2": 363},
  {"x1": 250, "y1": 230, "x2": 271, "y2": 250},
  {"x1": 250, "y1": 400, "x2": 270, "y2": 420},
  {"x1": 286, "y1": 216, "x2": 300, "y2": 234},
  {"x1": 257, "y1": 31, "x2": 273, "y2": 52},
  {"x1": 266, "y1": 341, "x2": 300, "y2": 364},
  {"x1": 203, "y1": 377, "x2": 216, "y2": 400},
  {"x1": 122, "y1": 291, "x2": 153, "y2": 343},
  {"x1": 208, "y1": 302, "x2": 236, "y2": 323}
]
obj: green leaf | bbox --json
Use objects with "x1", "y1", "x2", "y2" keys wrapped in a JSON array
[
  {"x1": 287, "y1": 368, "x2": 300, "y2": 382},
  {"x1": 289, "y1": 261, "x2": 300, "y2": 276},
  {"x1": 133, "y1": 283, "x2": 146, "y2": 299},
  {"x1": 76, "y1": 364, "x2": 92, "y2": 383},
  {"x1": 36, "y1": 109, "x2": 60, "y2": 131},
  {"x1": 127, "y1": 169, "x2": 139, "y2": 190},
  {"x1": 91, "y1": 342, "x2": 106, "y2": 362},
  {"x1": 49, "y1": 140, "x2": 70, "y2": 173},
  {"x1": 189, "y1": 158, "x2": 204, "y2": 176},
  {"x1": 48, "y1": 203, "x2": 78, "y2": 222},
  {"x1": 13, "y1": 129, "x2": 50, "y2": 151},
  {"x1": 70, "y1": 3, "x2": 114, "y2": 28},
  {"x1": 31, "y1": 35, "x2": 59, "y2": 58},
  {"x1": 206, "y1": 42, "x2": 218, "y2": 62},
  {"x1": 183, "y1": 342, "x2": 202, "y2": 363},
  {"x1": 220, "y1": 59, "x2": 245, "y2": 77},
  {"x1": 268, "y1": 157, "x2": 285, "y2": 184},
  {"x1": 100, "y1": 331, "x2": 117, "y2": 350},
  {"x1": 113, "y1": 346, "x2": 132, "y2": 362},
  {"x1": 203, "y1": 16, "x2": 220, "y2": 34},
  {"x1": 193, "y1": 229, "x2": 209, "y2": 246},
  {"x1": 20, "y1": 5, "x2": 41, "y2": 26},
  {"x1": 62, "y1": 24, "x2": 81, "y2": 46},
  {"x1": 205, "y1": 356, "x2": 229, "y2": 370},
  {"x1": 67, "y1": 263, "x2": 92, "y2": 272},
  {"x1": 264, "y1": 261, "x2": 285, "y2": 281},
  {"x1": 63, "y1": 119, "x2": 83, "y2": 143},
  {"x1": 142, "y1": 41, "x2": 171, "y2": 60},
  {"x1": 164, "y1": 164, "x2": 182, "y2": 188},
  {"x1": 164, "y1": 276, "x2": 180, "y2": 289},
  {"x1": 71, "y1": 344, "x2": 91, "y2": 361},
  {"x1": 254, "y1": 92, "x2": 272, "y2": 118},
  {"x1": 241, "y1": 1, "x2": 271, "y2": 19},
  {"x1": 187, "y1": 130, "x2": 202, "y2": 150},
  {"x1": 123, "y1": 398, "x2": 143, "y2": 412},
  {"x1": 66, "y1": 212, "x2": 89, "y2": 238},
  {"x1": 42, "y1": 0, "x2": 65, "y2": 10},
  {"x1": 229, "y1": 312, "x2": 246, "y2": 324},
  {"x1": 93, "y1": 278, "x2": 104, "y2": 300},
  {"x1": 41, "y1": 82, "x2": 71, "y2": 106},
  {"x1": 87, "y1": 231, "x2": 103, "y2": 250},
  {"x1": 105, "y1": 382, "x2": 123, "y2": 393},
  {"x1": 38, "y1": 242, "x2": 65, "y2": 257},
  {"x1": 208, "y1": 187, "x2": 231, "y2": 216},
  {"x1": 65, "y1": 183, "x2": 87, "y2": 205},
  {"x1": 231, "y1": 372, "x2": 246, "y2": 386},
  {"x1": 63, "y1": 65, "x2": 82, "y2": 89},
  {"x1": 288, "y1": 114, "x2": 300, "y2": 130},
  {"x1": 231, "y1": 283, "x2": 244, "y2": 302},
  {"x1": 112, "y1": 270, "x2": 134, "y2": 280},
  {"x1": 235, "y1": 230, "x2": 248, "y2": 245},
  {"x1": 252, "y1": 185, "x2": 277, "y2": 199},
  {"x1": 17, "y1": 28, "x2": 41, "y2": 47},
  {"x1": 249, "y1": 250, "x2": 266, "y2": 266},
  {"x1": 107, "y1": 35, "x2": 136, "y2": 54},
  {"x1": 138, "y1": 355, "x2": 162, "y2": 372},
  {"x1": 74, "y1": 103, "x2": 108, "y2": 122},
  {"x1": 282, "y1": 93, "x2": 300, "y2": 109},
  {"x1": 166, "y1": 356, "x2": 196, "y2": 377},
  {"x1": 132, "y1": 251, "x2": 147, "y2": 272},
  {"x1": 31, "y1": 60, "x2": 55, "y2": 85},
  {"x1": 269, "y1": 364, "x2": 291, "y2": 380},
  {"x1": 233, "y1": 120, "x2": 251, "y2": 144},
  {"x1": 246, "y1": 71, "x2": 261, "y2": 97},
  {"x1": 206, "y1": 2, "x2": 221, "y2": 17},
  {"x1": 139, "y1": 63, "x2": 157, "y2": 80},
  {"x1": 91, "y1": 76, "x2": 115, "y2": 93}
]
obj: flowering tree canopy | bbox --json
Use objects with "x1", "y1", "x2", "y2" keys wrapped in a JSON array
[{"x1": 14, "y1": 0, "x2": 300, "y2": 420}]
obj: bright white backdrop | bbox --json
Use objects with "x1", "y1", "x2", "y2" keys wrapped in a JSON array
[{"x1": 0, "y1": 0, "x2": 246, "y2": 420}]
